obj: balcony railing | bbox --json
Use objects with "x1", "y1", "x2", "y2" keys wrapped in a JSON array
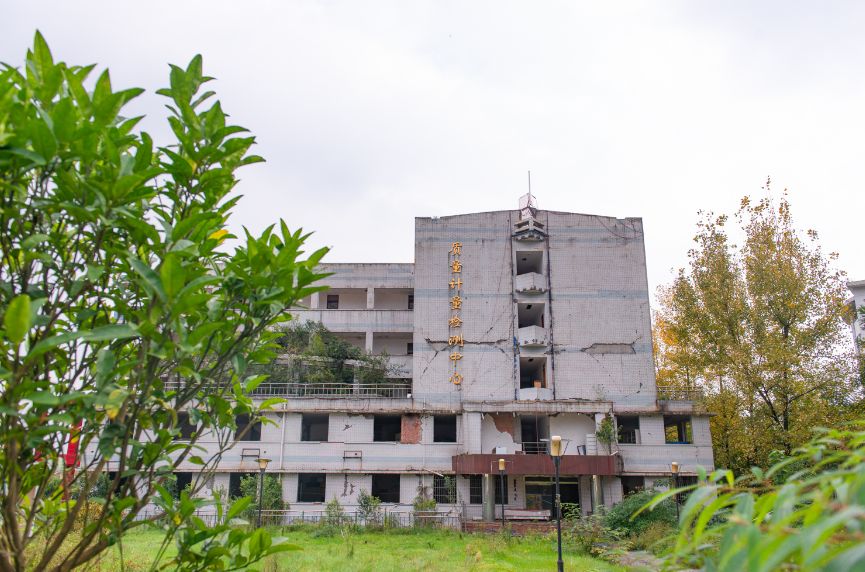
[
  {"x1": 657, "y1": 385, "x2": 704, "y2": 401},
  {"x1": 164, "y1": 381, "x2": 411, "y2": 399},
  {"x1": 521, "y1": 441, "x2": 549, "y2": 455}
]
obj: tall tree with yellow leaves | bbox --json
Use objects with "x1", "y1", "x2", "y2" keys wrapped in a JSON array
[{"x1": 655, "y1": 188, "x2": 859, "y2": 472}]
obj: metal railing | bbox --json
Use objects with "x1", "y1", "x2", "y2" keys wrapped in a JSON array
[
  {"x1": 164, "y1": 381, "x2": 411, "y2": 399},
  {"x1": 657, "y1": 385, "x2": 704, "y2": 401},
  {"x1": 132, "y1": 507, "x2": 461, "y2": 529},
  {"x1": 521, "y1": 441, "x2": 549, "y2": 455}
]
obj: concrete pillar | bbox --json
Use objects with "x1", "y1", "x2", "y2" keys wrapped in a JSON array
[
  {"x1": 366, "y1": 288, "x2": 375, "y2": 310},
  {"x1": 365, "y1": 330, "x2": 373, "y2": 353},
  {"x1": 482, "y1": 474, "x2": 496, "y2": 521},
  {"x1": 310, "y1": 292, "x2": 320, "y2": 309},
  {"x1": 591, "y1": 475, "x2": 604, "y2": 513}
]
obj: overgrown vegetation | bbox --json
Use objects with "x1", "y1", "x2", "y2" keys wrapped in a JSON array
[
  {"x1": 255, "y1": 321, "x2": 396, "y2": 385},
  {"x1": 642, "y1": 423, "x2": 865, "y2": 571},
  {"x1": 237, "y1": 474, "x2": 286, "y2": 520}
]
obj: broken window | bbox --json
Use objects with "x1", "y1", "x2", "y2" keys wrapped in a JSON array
[
  {"x1": 371, "y1": 474, "x2": 400, "y2": 503},
  {"x1": 515, "y1": 251, "x2": 543, "y2": 275},
  {"x1": 433, "y1": 475, "x2": 456, "y2": 504},
  {"x1": 621, "y1": 476, "x2": 644, "y2": 497},
  {"x1": 433, "y1": 415, "x2": 457, "y2": 443},
  {"x1": 519, "y1": 356, "x2": 546, "y2": 389},
  {"x1": 235, "y1": 414, "x2": 261, "y2": 441},
  {"x1": 469, "y1": 475, "x2": 483, "y2": 504},
  {"x1": 373, "y1": 415, "x2": 402, "y2": 442},
  {"x1": 175, "y1": 411, "x2": 198, "y2": 440},
  {"x1": 297, "y1": 473, "x2": 326, "y2": 502},
  {"x1": 301, "y1": 414, "x2": 329, "y2": 442},
  {"x1": 520, "y1": 416, "x2": 549, "y2": 454},
  {"x1": 517, "y1": 302, "x2": 545, "y2": 328},
  {"x1": 408, "y1": 294, "x2": 414, "y2": 310},
  {"x1": 617, "y1": 416, "x2": 640, "y2": 444},
  {"x1": 229, "y1": 472, "x2": 255, "y2": 498},
  {"x1": 663, "y1": 415, "x2": 693, "y2": 444},
  {"x1": 326, "y1": 294, "x2": 339, "y2": 309},
  {"x1": 174, "y1": 472, "x2": 194, "y2": 498},
  {"x1": 494, "y1": 475, "x2": 509, "y2": 505}
]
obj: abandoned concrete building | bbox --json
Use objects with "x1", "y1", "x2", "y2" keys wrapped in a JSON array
[{"x1": 156, "y1": 196, "x2": 715, "y2": 522}]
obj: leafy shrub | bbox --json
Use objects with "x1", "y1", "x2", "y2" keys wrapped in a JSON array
[
  {"x1": 324, "y1": 497, "x2": 348, "y2": 527},
  {"x1": 628, "y1": 521, "x2": 674, "y2": 553},
  {"x1": 565, "y1": 513, "x2": 625, "y2": 558},
  {"x1": 603, "y1": 489, "x2": 676, "y2": 536},
  {"x1": 237, "y1": 474, "x2": 285, "y2": 520},
  {"x1": 645, "y1": 423, "x2": 865, "y2": 570},
  {"x1": 357, "y1": 489, "x2": 382, "y2": 525}
]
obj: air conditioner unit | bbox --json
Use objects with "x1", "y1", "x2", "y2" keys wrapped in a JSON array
[{"x1": 494, "y1": 446, "x2": 507, "y2": 455}]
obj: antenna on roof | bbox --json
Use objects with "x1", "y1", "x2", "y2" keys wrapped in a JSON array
[{"x1": 528, "y1": 170, "x2": 531, "y2": 194}]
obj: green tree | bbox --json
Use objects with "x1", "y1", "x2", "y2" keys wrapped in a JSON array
[
  {"x1": 238, "y1": 474, "x2": 285, "y2": 518},
  {"x1": 655, "y1": 189, "x2": 858, "y2": 471},
  {"x1": 0, "y1": 33, "x2": 325, "y2": 571}
]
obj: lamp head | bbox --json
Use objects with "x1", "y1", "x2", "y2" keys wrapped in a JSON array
[
  {"x1": 670, "y1": 461, "x2": 680, "y2": 474},
  {"x1": 550, "y1": 435, "x2": 563, "y2": 457},
  {"x1": 258, "y1": 457, "x2": 271, "y2": 471},
  {"x1": 498, "y1": 458, "x2": 506, "y2": 471}
]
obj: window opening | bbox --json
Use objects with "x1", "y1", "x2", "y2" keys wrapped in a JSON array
[
  {"x1": 373, "y1": 415, "x2": 402, "y2": 442},
  {"x1": 617, "y1": 416, "x2": 640, "y2": 444},
  {"x1": 229, "y1": 472, "x2": 255, "y2": 498},
  {"x1": 663, "y1": 415, "x2": 693, "y2": 444},
  {"x1": 297, "y1": 473, "x2": 326, "y2": 502},
  {"x1": 515, "y1": 251, "x2": 543, "y2": 275},
  {"x1": 301, "y1": 414, "x2": 329, "y2": 442},
  {"x1": 408, "y1": 294, "x2": 414, "y2": 310},
  {"x1": 433, "y1": 415, "x2": 457, "y2": 442},
  {"x1": 371, "y1": 474, "x2": 400, "y2": 503},
  {"x1": 433, "y1": 475, "x2": 456, "y2": 504},
  {"x1": 235, "y1": 414, "x2": 261, "y2": 441},
  {"x1": 326, "y1": 294, "x2": 339, "y2": 309},
  {"x1": 621, "y1": 476, "x2": 644, "y2": 496},
  {"x1": 469, "y1": 475, "x2": 483, "y2": 504}
]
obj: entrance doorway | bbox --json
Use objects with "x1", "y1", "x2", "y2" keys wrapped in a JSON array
[{"x1": 524, "y1": 476, "x2": 580, "y2": 519}]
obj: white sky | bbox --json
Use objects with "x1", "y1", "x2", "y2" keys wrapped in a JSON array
[{"x1": 4, "y1": 1, "x2": 864, "y2": 298}]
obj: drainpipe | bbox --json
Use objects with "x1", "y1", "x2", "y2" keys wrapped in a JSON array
[{"x1": 279, "y1": 410, "x2": 287, "y2": 470}]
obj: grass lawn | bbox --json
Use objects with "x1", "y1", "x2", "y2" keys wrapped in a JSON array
[{"x1": 93, "y1": 526, "x2": 626, "y2": 571}]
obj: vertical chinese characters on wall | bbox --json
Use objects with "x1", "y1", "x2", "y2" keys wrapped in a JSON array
[{"x1": 448, "y1": 242, "x2": 464, "y2": 385}]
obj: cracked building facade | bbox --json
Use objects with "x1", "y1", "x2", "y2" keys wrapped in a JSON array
[{"x1": 155, "y1": 200, "x2": 715, "y2": 520}]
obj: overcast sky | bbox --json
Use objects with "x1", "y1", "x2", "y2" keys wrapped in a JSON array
[{"x1": 4, "y1": 1, "x2": 864, "y2": 299}]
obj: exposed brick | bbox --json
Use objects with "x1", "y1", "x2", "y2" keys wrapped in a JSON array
[{"x1": 401, "y1": 414, "x2": 422, "y2": 444}]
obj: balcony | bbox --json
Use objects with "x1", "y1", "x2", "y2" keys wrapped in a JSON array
[
  {"x1": 164, "y1": 380, "x2": 412, "y2": 399},
  {"x1": 518, "y1": 325, "x2": 548, "y2": 347},
  {"x1": 515, "y1": 272, "x2": 548, "y2": 294},
  {"x1": 657, "y1": 385, "x2": 704, "y2": 401},
  {"x1": 291, "y1": 309, "x2": 413, "y2": 333},
  {"x1": 517, "y1": 387, "x2": 554, "y2": 401}
]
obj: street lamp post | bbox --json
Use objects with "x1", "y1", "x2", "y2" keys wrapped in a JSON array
[
  {"x1": 670, "y1": 461, "x2": 680, "y2": 522},
  {"x1": 257, "y1": 458, "x2": 271, "y2": 528},
  {"x1": 498, "y1": 458, "x2": 506, "y2": 527},
  {"x1": 550, "y1": 435, "x2": 564, "y2": 572}
]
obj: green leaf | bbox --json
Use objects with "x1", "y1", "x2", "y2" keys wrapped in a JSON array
[
  {"x1": 4, "y1": 294, "x2": 32, "y2": 343},
  {"x1": 83, "y1": 324, "x2": 138, "y2": 342},
  {"x1": 129, "y1": 258, "x2": 166, "y2": 303}
]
